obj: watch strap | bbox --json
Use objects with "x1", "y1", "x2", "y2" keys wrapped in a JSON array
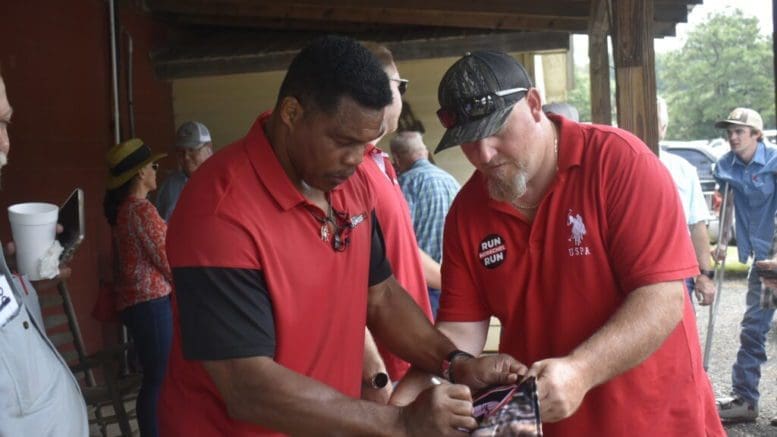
[{"x1": 441, "y1": 349, "x2": 474, "y2": 383}]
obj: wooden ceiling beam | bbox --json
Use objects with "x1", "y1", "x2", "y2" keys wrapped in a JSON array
[
  {"x1": 150, "y1": 0, "x2": 686, "y2": 34},
  {"x1": 153, "y1": 31, "x2": 571, "y2": 79}
]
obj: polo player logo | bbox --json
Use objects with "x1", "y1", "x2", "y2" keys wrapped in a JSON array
[{"x1": 567, "y1": 210, "x2": 586, "y2": 246}]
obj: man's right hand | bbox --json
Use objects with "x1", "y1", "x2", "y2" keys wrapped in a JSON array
[
  {"x1": 711, "y1": 245, "x2": 727, "y2": 263},
  {"x1": 399, "y1": 384, "x2": 476, "y2": 436}
]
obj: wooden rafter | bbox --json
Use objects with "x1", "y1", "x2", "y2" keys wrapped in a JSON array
[{"x1": 149, "y1": 0, "x2": 690, "y2": 36}]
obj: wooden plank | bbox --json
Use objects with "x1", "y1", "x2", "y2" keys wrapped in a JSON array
[
  {"x1": 588, "y1": 0, "x2": 611, "y2": 125},
  {"x1": 153, "y1": 31, "x2": 570, "y2": 79},
  {"x1": 611, "y1": 0, "x2": 659, "y2": 153},
  {"x1": 150, "y1": 0, "x2": 683, "y2": 35}
]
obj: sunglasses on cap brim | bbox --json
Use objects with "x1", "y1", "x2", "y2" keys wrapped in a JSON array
[
  {"x1": 436, "y1": 87, "x2": 528, "y2": 129},
  {"x1": 391, "y1": 78, "x2": 409, "y2": 96}
]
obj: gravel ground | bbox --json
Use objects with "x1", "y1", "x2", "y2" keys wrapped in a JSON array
[{"x1": 696, "y1": 273, "x2": 777, "y2": 436}]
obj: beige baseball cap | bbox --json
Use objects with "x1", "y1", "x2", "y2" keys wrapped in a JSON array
[{"x1": 715, "y1": 107, "x2": 763, "y2": 132}]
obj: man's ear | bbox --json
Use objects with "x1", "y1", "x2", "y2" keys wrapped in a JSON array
[
  {"x1": 279, "y1": 96, "x2": 304, "y2": 130},
  {"x1": 525, "y1": 89, "x2": 543, "y2": 121}
]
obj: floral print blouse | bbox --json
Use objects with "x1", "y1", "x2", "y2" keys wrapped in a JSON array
[{"x1": 113, "y1": 196, "x2": 173, "y2": 310}]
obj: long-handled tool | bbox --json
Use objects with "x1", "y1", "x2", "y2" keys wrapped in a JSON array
[{"x1": 703, "y1": 183, "x2": 733, "y2": 370}]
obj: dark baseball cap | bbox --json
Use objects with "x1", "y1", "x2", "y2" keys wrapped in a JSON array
[{"x1": 435, "y1": 51, "x2": 533, "y2": 153}]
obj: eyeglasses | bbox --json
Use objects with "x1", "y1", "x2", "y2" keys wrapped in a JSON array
[
  {"x1": 177, "y1": 144, "x2": 209, "y2": 158},
  {"x1": 436, "y1": 87, "x2": 528, "y2": 129},
  {"x1": 391, "y1": 78, "x2": 409, "y2": 96},
  {"x1": 151, "y1": 162, "x2": 160, "y2": 171},
  {"x1": 309, "y1": 205, "x2": 356, "y2": 252}
]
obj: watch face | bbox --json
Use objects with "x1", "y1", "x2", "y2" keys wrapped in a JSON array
[{"x1": 372, "y1": 372, "x2": 389, "y2": 389}]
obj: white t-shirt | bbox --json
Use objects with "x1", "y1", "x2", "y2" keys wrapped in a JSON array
[{"x1": 659, "y1": 151, "x2": 710, "y2": 226}]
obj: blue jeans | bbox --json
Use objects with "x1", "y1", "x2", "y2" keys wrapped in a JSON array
[
  {"x1": 685, "y1": 277, "x2": 695, "y2": 300},
  {"x1": 428, "y1": 287, "x2": 441, "y2": 320},
  {"x1": 121, "y1": 295, "x2": 172, "y2": 437},
  {"x1": 731, "y1": 267, "x2": 776, "y2": 406}
]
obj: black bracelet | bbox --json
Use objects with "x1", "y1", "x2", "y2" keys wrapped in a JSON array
[
  {"x1": 699, "y1": 269, "x2": 715, "y2": 279},
  {"x1": 442, "y1": 349, "x2": 475, "y2": 384}
]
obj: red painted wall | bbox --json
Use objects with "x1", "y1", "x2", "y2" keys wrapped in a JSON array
[{"x1": 0, "y1": 1, "x2": 174, "y2": 352}]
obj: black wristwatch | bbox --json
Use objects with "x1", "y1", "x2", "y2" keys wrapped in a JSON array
[
  {"x1": 699, "y1": 269, "x2": 715, "y2": 279},
  {"x1": 441, "y1": 349, "x2": 475, "y2": 383},
  {"x1": 369, "y1": 372, "x2": 389, "y2": 389}
]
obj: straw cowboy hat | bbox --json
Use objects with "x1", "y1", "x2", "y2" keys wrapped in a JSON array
[{"x1": 106, "y1": 138, "x2": 167, "y2": 189}]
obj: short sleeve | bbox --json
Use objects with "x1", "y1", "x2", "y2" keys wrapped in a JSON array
[
  {"x1": 686, "y1": 168, "x2": 710, "y2": 225},
  {"x1": 605, "y1": 151, "x2": 699, "y2": 293},
  {"x1": 174, "y1": 267, "x2": 276, "y2": 360},
  {"x1": 436, "y1": 200, "x2": 491, "y2": 322},
  {"x1": 369, "y1": 211, "x2": 392, "y2": 286}
]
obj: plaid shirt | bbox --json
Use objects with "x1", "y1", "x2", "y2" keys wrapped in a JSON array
[{"x1": 398, "y1": 159, "x2": 460, "y2": 262}]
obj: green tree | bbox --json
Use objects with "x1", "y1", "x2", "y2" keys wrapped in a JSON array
[
  {"x1": 567, "y1": 64, "x2": 592, "y2": 122},
  {"x1": 657, "y1": 10, "x2": 774, "y2": 140}
]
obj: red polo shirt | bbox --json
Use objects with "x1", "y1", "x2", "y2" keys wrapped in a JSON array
[
  {"x1": 439, "y1": 115, "x2": 724, "y2": 436},
  {"x1": 361, "y1": 144, "x2": 433, "y2": 380},
  {"x1": 159, "y1": 113, "x2": 378, "y2": 436}
]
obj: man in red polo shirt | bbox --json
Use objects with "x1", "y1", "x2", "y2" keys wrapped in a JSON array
[
  {"x1": 395, "y1": 52, "x2": 724, "y2": 436},
  {"x1": 358, "y1": 43, "x2": 438, "y2": 402},
  {"x1": 158, "y1": 37, "x2": 524, "y2": 436}
]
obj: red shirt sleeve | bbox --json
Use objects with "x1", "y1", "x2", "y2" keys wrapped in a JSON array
[
  {"x1": 602, "y1": 147, "x2": 699, "y2": 293},
  {"x1": 438, "y1": 189, "x2": 492, "y2": 322}
]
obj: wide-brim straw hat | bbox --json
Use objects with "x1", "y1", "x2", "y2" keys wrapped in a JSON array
[{"x1": 106, "y1": 138, "x2": 167, "y2": 189}]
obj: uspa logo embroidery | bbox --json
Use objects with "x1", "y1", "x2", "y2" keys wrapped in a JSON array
[
  {"x1": 567, "y1": 209, "x2": 591, "y2": 256},
  {"x1": 479, "y1": 234, "x2": 506, "y2": 268}
]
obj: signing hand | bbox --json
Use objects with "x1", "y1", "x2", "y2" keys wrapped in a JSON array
[
  {"x1": 524, "y1": 356, "x2": 590, "y2": 423},
  {"x1": 400, "y1": 384, "x2": 476, "y2": 437}
]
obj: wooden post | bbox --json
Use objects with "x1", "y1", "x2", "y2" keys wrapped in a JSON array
[
  {"x1": 611, "y1": 0, "x2": 659, "y2": 154},
  {"x1": 588, "y1": 0, "x2": 612, "y2": 125}
]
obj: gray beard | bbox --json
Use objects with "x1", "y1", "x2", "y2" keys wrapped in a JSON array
[{"x1": 487, "y1": 169, "x2": 527, "y2": 203}]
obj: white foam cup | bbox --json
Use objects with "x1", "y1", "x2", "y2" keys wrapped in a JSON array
[{"x1": 8, "y1": 202, "x2": 58, "y2": 280}]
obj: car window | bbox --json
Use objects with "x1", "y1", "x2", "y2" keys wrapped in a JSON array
[{"x1": 666, "y1": 149, "x2": 714, "y2": 180}]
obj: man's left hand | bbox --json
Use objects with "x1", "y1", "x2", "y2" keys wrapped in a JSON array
[
  {"x1": 452, "y1": 353, "x2": 527, "y2": 391},
  {"x1": 693, "y1": 274, "x2": 716, "y2": 306},
  {"x1": 4, "y1": 224, "x2": 72, "y2": 291},
  {"x1": 524, "y1": 356, "x2": 590, "y2": 423}
]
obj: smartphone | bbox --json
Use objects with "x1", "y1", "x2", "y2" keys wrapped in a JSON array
[
  {"x1": 756, "y1": 267, "x2": 777, "y2": 280},
  {"x1": 57, "y1": 188, "x2": 85, "y2": 262}
]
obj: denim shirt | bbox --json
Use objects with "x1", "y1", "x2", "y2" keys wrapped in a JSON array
[
  {"x1": 155, "y1": 169, "x2": 188, "y2": 222},
  {"x1": 714, "y1": 142, "x2": 777, "y2": 262},
  {"x1": 0, "y1": 244, "x2": 88, "y2": 436}
]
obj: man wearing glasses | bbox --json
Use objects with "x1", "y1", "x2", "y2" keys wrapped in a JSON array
[
  {"x1": 158, "y1": 37, "x2": 523, "y2": 436},
  {"x1": 712, "y1": 108, "x2": 777, "y2": 423},
  {"x1": 155, "y1": 120, "x2": 214, "y2": 221},
  {"x1": 394, "y1": 51, "x2": 723, "y2": 436},
  {"x1": 358, "y1": 43, "x2": 443, "y2": 404}
]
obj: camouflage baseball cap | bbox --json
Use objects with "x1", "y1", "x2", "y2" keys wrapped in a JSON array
[
  {"x1": 434, "y1": 51, "x2": 532, "y2": 153},
  {"x1": 714, "y1": 108, "x2": 763, "y2": 132}
]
